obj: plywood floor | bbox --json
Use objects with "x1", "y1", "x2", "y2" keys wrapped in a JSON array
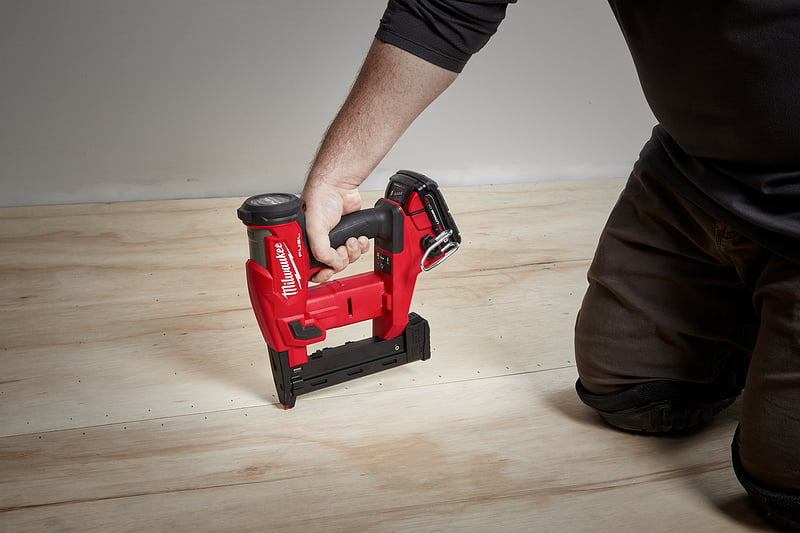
[{"x1": 0, "y1": 178, "x2": 775, "y2": 532}]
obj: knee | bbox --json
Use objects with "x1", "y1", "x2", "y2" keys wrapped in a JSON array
[{"x1": 732, "y1": 426, "x2": 800, "y2": 531}]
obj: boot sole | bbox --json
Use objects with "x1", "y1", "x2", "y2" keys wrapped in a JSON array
[{"x1": 598, "y1": 396, "x2": 737, "y2": 433}]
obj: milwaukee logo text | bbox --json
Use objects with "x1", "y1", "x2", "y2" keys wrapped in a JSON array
[{"x1": 273, "y1": 241, "x2": 301, "y2": 298}]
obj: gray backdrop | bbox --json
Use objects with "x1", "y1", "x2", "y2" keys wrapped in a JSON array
[{"x1": 0, "y1": 0, "x2": 655, "y2": 207}]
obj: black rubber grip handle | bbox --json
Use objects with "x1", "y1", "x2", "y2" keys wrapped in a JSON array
[
  {"x1": 309, "y1": 203, "x2": 395, "y2": 271},
  {"x1": 329, "y1": 206, "x2": 394, "y2": 248}
]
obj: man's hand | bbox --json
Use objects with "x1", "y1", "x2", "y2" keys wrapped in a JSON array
[
  {"x1": 300, "y1": 39, "x2": 457, "y2": 282},
  {"x1": 301, "y1": 179, "x2": 370, "y2": 283}
]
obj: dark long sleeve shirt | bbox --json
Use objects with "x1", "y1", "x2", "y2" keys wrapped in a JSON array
[{"x1": 375, "y1": 0, "x2": 800, "y2": 263}]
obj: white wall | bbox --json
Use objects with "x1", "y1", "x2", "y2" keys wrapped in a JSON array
[{"x1": 0, "y1": 1, "x2": 655, "y2": 207}]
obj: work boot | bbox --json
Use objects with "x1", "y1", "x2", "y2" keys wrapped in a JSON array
[
  {"x1": 575, "y1": 353, "x2": 747, "y2": 433},
  {"x1": 732, "y1": 427, "x2": 800, "y2": 532}
]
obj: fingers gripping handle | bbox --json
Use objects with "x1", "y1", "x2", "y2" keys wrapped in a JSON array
[
  {"x1": 238, "y1": 192, "x2": 399, "y2": 275},
  {"x1": 309, "y1": 202, "x2": 396, "y2": 270}
]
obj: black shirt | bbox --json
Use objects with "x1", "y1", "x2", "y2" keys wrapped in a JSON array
[{"x1": 375, "y1": 0, "x2": 800, "y2": 263}]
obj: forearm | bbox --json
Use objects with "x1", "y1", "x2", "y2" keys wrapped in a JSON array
[
  {"x1": 299, "y1": 2, "x2": 510, "y2": 280},
  {"x1": 304, "y1": 39, "x2": 458, "y2": 194}
]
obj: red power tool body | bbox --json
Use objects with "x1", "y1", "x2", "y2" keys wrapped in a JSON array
[{"x1": 237, "y1": 171, "x2": 460, "y2": 408}]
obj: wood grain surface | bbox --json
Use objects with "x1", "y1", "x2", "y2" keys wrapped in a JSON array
[{"x1": 0, "y1": 179, "x2": 773, "y2": 532}]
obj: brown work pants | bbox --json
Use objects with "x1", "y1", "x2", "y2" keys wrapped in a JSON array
[{"x1": 575, "y1": 159, "x2": 800, "y2": 493}]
